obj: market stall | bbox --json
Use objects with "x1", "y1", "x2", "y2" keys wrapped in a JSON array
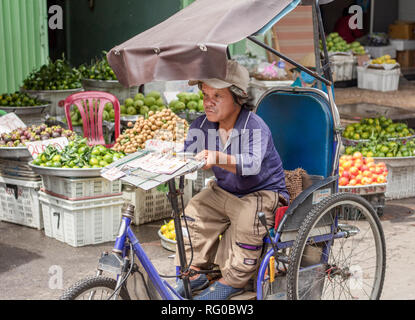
[{"x1": 341, "y1": 116, "x2": 415, "y2": 200}]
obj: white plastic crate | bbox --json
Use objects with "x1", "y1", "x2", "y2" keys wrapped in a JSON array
[
  {"x1": 357, "y1": 66, "x2": 400, "y2": 92},
  {"x1": 330, "y1": 54, "x2": 355, "y2": 81},
  {"x1": 0, "y1": 176, "x2": 43, "y2": 230},
  {"x1": 365, "y1": 45, "x2": 397, "y2": 58},
  {"x1": 122, "y1": 179, "x2": 192, "y2": 225},
  {"x1": 377, "y1": 157, "x2": 415, "y2": 200},
  {"x1": 41, "y1": 175, "x2": 122, "y2": 200},
  {"x1": 39, "y1": 191, "x2": 123, "y2": 247}
]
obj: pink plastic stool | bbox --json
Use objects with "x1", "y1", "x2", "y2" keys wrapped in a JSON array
[{"x1": 64, "y1": 91, "x2": 120, "y2": 148}]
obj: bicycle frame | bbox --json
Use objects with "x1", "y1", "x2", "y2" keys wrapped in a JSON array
[{"x1": 107, "y1": 193, "x2": 349, "y2": 300}]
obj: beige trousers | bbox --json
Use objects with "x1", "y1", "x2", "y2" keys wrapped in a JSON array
[{"x1": 175, "y1": 181, "x2": 284, "y2": 288}]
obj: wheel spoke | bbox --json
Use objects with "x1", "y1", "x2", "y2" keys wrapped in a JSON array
[{"x1": 287, "y1": 194, "x2": 385, "y2": 300}]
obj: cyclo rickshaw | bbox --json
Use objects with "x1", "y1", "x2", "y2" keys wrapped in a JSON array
[{"x1": 60, "y1": 0, "x2": 386, "y2": 300}]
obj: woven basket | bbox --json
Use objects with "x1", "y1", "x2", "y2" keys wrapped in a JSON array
[{"x1": 284, "y1": 168, "x2": 311, "y2": 203}]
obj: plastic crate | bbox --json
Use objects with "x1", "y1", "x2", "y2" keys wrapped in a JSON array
[
  {"x1": 339, "y1": 184, "x2": 386, "y2": 217},
  {"x1": 38, "y1": 191, "x2": 123, "y2": 247},
  {"x1": 365, "y1": 45, "x2": 397, "y2": 59},
  {"x1": 377, "y1": 157, "x2": 415, "y2": 199},
  {"x1": 357, "y1": 66, "x2": 400, "y2": 92},
  {"x1": 41, "y1": 175, "x2": 122, "y2": 201},
  {"x1": 0, "y1": 176, "x2": 43, "y2": 230},
  {"x1": 122, "y1": 179, "x2": 192, "y2": 225},
  {"x1": 330, "y1": 54, "x2": 355, "y2": 82}
]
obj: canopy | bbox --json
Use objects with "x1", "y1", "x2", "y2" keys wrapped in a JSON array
[{"x1": 107, "y1": 0, "x2": 302, "y2": 87}]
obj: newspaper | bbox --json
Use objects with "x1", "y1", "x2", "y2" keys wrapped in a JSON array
[{"x1": 101, "y1": 149, "x2": 205, "y2": 190}]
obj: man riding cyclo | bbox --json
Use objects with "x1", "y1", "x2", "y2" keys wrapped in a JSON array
[{"x1": 175, "y1": 60, "x2": 289, "y2": 300}]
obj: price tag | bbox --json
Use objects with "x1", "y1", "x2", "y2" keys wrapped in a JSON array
[
  {"x1": 25, "y1": 137, "x2": 69, "y2": 159},
  {"x1": 0, "y1": 113, "x2": 26, "y2": 134}
]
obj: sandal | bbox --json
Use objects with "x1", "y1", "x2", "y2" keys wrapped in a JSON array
[
  {"x1": 175, "y1": 273, "x2": 209, "y2": 297},
  {"x1": 194, "y1": 281, "x2": 244, "y2": 300}
]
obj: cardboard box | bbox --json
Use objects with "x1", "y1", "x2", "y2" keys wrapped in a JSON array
[
  {"x1": 389, "y1": 21, "x2": 415, "y2": 40},
  {"x1": 396, "y1": 50, "x2": 415, "y2": 68}
]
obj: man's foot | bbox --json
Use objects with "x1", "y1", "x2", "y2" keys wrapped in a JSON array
[
  {"x1": 194, "y1": 281, "x2": 244, "y2": 300},
  {"x1": 175, "y1": 273, "x2": 209, "y2": 297}
]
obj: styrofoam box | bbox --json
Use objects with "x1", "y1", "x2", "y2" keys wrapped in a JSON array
[
  {"x1": 122, "y1": 179, "x2": 192, "y2": 225},
  {"x1": 39, "y1": 191, "x2": 123, "y2": 247},
  {"x1": 0, "y1": 176, "x2": 43, "y2": 230},
  {"x1": 41, "y1": 175, "x2": 122, "y2": 200},
  {"x1": 390, "y1": 39, "x2": 415, "y2": 51},
  {"x1": 365, "y1": 45, "x2": 397, "y2": 59},
  {"x1": 330, "y1": 54, "x2": 355, "y2": 81},
  {"x1": 357, "y1": 66, "x2": 400, "y2": 92}
]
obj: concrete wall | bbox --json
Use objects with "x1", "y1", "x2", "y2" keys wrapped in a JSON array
[{"x1": 399, "y1": 0, "x2": 415, "y2": 22}]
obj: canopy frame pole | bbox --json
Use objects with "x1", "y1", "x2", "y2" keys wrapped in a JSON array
[
  {"x1": 313, "y1": 0, "x2": 333, "y2": 83},
  {"x1": 312, "y1": 0, "x2": 322, "y2": 90},
  {"x1": 246, "y1": 35, "x2": 331, "y2": 86}
]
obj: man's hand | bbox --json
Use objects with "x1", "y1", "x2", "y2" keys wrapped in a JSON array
[
  {"x1": 195, "y1": 150, "x2": 217, "y2": 170},
  {"x1": 195, "y1": 150, "x2": 237, "y2": 174}
]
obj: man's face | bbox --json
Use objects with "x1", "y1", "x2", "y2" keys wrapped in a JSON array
[{"x1": 201, "y1": 83, "x2": 238, "y2": 123}]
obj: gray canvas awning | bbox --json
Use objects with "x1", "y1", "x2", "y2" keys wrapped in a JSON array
[{"x1": 107, "y1": 0, "x2": 302, "y2": 87}]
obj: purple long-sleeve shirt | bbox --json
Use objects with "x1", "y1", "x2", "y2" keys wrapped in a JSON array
[{"x1": 184, "y1": 107, "x2": 289, "y2": 202}]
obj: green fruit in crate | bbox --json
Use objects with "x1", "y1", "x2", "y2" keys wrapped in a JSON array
[
  {"x1": 109, "y1": 109, "x2": 115, "y2": 120},
  {"x1": 187, "y1": 101, "x2": 198, "y2": 110},
  {"x1": 103, "y1": 154, "x2": 113, "y2": 164},
  {"x1": 169, "y1": 100, "x2": 179, "y2": 112},
  {"x1": 103, "y1": 110, "x2": 110, "y2": 121},
  {"x1": 143, "y1": 97, "x2": 156, "y2": 107},
  {"x1": 197, "y1": 100, "x2": 204, "y2": 112},
  {"x1": 99, "y1": 160, "x2": 109, "y2": 167},
  {"x1": 140, "y1": 105, "x2": 150, "y2": 115},
  {"x1": 89, "y1": 158, "x2": 99, "y2": 166},
  {"x1": 104, "y1": 102, "x2": 113, "y2": 112},
  {"x1": 127, "y1": 106, "x2": 137, "y2": 115},
  {"x1": 190, "y1": 93, "x2": 200, "y2": 102},
  {"x1": 155, "y1": 98, "x2": 164, "y2": 107},
  {"x1": 134, "y1": 93, "x2": 144, "y2": 101},
  {"x1": 125, "y1": 98, "x2": 134, "y2": 107},
  {"x1": 150, "y1": 105, "x2": 159, "y2": 112},
  {"x1": 133, "y1": 99, "x2": 144, "y2": 108},
  {"x1": 176, "y1": 102, "x2": 186, "y2": 112},
  {"x1": 120, "y1": 105, "x2": 127, "y2": 114},
  {"x1": 146, "y1": 91, "x2": 161, "y2": 100}
]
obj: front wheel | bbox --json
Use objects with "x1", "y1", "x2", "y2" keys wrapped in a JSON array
[
  {"x1": 287, "y1": 193, "x2": 386, "y2": 300},
  {"x1": 60, "y1": 276, "x2": 131, "y2": 300}
]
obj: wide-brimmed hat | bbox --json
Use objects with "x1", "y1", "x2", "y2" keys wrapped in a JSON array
[{"x1": 189, "y1": 60, "x2": 250, "y2": 94}]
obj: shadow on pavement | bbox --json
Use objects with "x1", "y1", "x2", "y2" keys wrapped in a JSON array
[
  {"x1": 0, "y1": 244, "x2": 43, "y2": 274},
  {"x1": 381, "y1": 204, "x2": 415, "y2": 223}
]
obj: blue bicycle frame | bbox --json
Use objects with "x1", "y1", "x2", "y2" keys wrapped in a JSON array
[
  {"x1": 110, "y1": 207, "x2": 348, "y2": 301},
  {"x1": 113, "y1": 214, "x2": 184, "y2": 300}
]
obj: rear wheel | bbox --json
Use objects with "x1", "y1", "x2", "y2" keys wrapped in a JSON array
[
  {"x1": 60, "y1": 276, "x2": 131, "y2": 300},
  {"x1": 287, "y1": 193, "x2": 386, "y2": 300}
]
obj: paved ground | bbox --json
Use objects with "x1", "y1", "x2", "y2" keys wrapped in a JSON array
[{"x1": 1, "y1": 197, "x2": 415, "y2": 300}]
